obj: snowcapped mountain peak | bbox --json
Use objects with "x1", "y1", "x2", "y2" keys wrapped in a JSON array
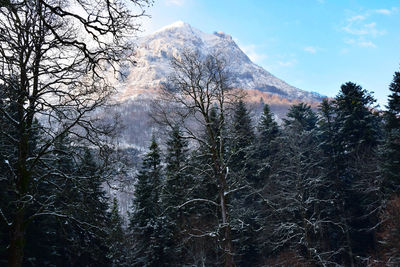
[
  {"x1": 166, "y1": 20, "x2": 187, "y2": 28},
  {"x1": 213, "y1": 31, "x2": 232, "y2": 40},
  {"x1": 116, "y1": 22, "x2": 323, "y2": 103},
  {"x1": 154, "y1": 20, "x2": 191, "y2": 33}
]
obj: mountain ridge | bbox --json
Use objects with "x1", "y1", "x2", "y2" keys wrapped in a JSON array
[{"x1": 115, "y1": 21, "x2": 324, "y2": 103}]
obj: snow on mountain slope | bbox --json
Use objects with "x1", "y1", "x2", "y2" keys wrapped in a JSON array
[{"x1": 116, "y1": 21, "x2": 323, "y2": 102}]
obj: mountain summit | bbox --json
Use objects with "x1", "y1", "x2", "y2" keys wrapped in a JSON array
[{"x1": 117, "y1": 21, "x2": 322, "y2": 102}]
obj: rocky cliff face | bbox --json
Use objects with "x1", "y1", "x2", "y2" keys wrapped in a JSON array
[{"x1": 115, "y1": 21, "x2": 323, "y2": 103}]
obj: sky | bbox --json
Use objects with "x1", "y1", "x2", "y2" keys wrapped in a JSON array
[{"x1": 137, "y1": 0, "x2": 400, "y2": 108}]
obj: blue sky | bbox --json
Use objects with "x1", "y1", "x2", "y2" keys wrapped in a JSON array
[{"x1": 138, "y1": 0, "x2": 400, "y2": 107}]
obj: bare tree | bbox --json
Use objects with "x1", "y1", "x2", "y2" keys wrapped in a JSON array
[
  {"x1": 0, "y1": 1, "x2": 150, "y2": 266},
  {"x1": 153, "y1": 50, "x2": 241, "y2": 267}
]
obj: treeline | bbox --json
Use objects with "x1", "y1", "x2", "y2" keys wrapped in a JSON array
[
  {"x1": 124, "y1": 68, "x2": 400, "y2": 266},
  {"x1": 2, "y1": 72, "x2": 399, "y2": 266}
]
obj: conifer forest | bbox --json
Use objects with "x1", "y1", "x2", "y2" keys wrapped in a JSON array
[{"x1": 1, "y1": 1, "x2": 400, "y2": 266}]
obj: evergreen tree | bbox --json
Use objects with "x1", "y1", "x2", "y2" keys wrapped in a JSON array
[
  {"x1": 227, "y1": 101, "x2": 263, "y2": 266},
  {"x1": 129, "y1": 138, "x2": 165, "y2": 266},
  {"x1": 317, "y1": 98, "x2": 353, "y2": 265},
  {"x1": 73, "y1": 148, "x2": 110, "y2": 266},
  {"x1": 254, "y1": 104, "x2": 279, "y2": 185},
  {"x1": 186, "y1": 108, "x2": 223, "y2": 266},
  {"x1": 334, "y1": 82, "x2": 379, "y2": 153},
  {"x1": 374, "y1": 70, "x2": 400, "y2": 266},
  {"x1": 382, "y1": 70, "x2": 400, "y2": 195},
  {"x1": 318, "y1": 98, "x2": 337, "y2": 157},
  {"x1": 161, "y1": 125, "x2": 193, "y2": 265},
  {"x1": 107, "y1": 197, "x2": 129, "y2": 267},
  {"x1": 284, "y1": 102, "x2": 318, "y2": 131},
  {"x1": 252, "y1": 104, "x2": 280, "y2": 261},
  {"x1": 0, "y1": 82, "x2": 20, "y2": 264},
  {"x1": 328, "y1": 82, "x2": 380, "y2": 266},
  {"x1": 19, "y1": 139, "x2": 113, "y2": 266},
  {"x1": 265, "y1": 103, "x2": 337, "y2": 265},
  {"x1": 229, "y1": 100, "x2": 255, "y2": 175}
]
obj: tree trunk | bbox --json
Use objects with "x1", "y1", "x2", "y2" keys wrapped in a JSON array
[
  {"x1": 8, "y1": 210, "x2": 25, "y2": 267},
  {"x1": 8, "y1": 96, "x2": 30, "y2": 267},
  {"x1": 218, "y1": 187, "x2": 235, "y2": 267}
]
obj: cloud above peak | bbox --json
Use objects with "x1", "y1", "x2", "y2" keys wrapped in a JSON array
[
  {"x1": 165, "y1": 0, "x2": 186, "y2": 6},
  {"x1": 374, "y1": 7, "x2": 397, "y2": 15},
  {"x1": 343, "y1": 21, "x2": 385, "y2": 37},
  {"x1": 304, "y1": 46, "x2": 320, "y2": 54},
  {"x1": 340, "y1": 7, "x2": 396, "y2": 48}
]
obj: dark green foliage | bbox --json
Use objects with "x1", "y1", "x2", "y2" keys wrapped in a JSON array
[
  {"x1": 227, "y1": 101, "x2": 262, "y2": 266},
  {"x1": 130, "y1": 138, "x2": 162, "y2": 229},
  {"x1": 254, "y1": 104, "x2": 279, "y2": 185},
  {"x1": 334, "y1": 82, "x2": 380, "y2": 152},
  {"x1": 382, "y1": 71, "x2": 400, "y2": 195},
  {"x1": 107, "y1": 198, "x2": 129, "y2": 267},
  {"x1": 266, "y1": 103, "x2": 334, "y2": 265},
  {"x1": 0, "y1": 83, "x2": 19, "y2": 264},
  {"x1": 230, "y1": 100, "x2": 255, "y2": 167},
  {"x1": 318, "y1": 82, "x2": 381, "y2": 265},
  {"x1": 258, "y1": 104, "x2": 279, "y2": 148},
  {"x1": 23, "y1": 146, "x2": 112, "y2": 267},
  {"x1": 129, "y1": 138, "x2": 165, "y2": 267},
  {"x1": 161, "y1": 125, "x2": 193, "y2": 265},
  {"x1": 386, "y1": 71, "x2": 400, "y2": 130},
  {"x1": 284, "y1": 102, "x2": 318, "y2": 131}
]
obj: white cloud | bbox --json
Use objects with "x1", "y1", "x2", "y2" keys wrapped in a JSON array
[
  {"x1": 165, "y1": 0, "x2": 186, "y2": 6},
  {"x1": 358, "y1": 40, "x2": 377, "y2": 48},
  {"x1": 344, "y1": 37, "x2": 377, "y2": 48},
  {"x1": 348, "y1": 15, "x2": 366, "y2": 22},
  {"x1": 304, "y1": 46, "x2": 319, "y2": 54},
  {"x1": 375, "y1": 7, "x2": 397, "y2": 15},
  {"x1": 240, "y1": 44, "x2": 268, "y2": 63},
  {"x1": 234, "y1": 38, "x2": 269, "y2": 64},
  {"x1": 375, "y1": 9, "x2": 391, "y2": 15},
  {"x1": 343, "y1": 21, "x2": 386, "y2": 37},
  {"x1": 277, "y1": 59, "x2": 297, "y2": 67},
  {"x1": 342, "y1": 7, "x2": 396, "y2": 40}
]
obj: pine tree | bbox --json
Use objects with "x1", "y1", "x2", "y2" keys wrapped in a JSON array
[
  {"x1": 284, "y1": 102, "x2": 318, "y2": 131},
  {"x1": 225, "y1": 101, "x2": 263, "y2": 266},
  {"x1": 328, "y1": 82, "x2": 380, "y2": 266},
  {"x1": 229, "y1": 100, "x2": 255, "y2": 172},
  {"x1": 75, "y1": 148, "x2": 110, "y2": 265},
  {"x1": 374, "y1": 70, "x2": 400, "y2": 266},
  {"x1": 185, "y1": 108, "x2": 222, "y2": 266},
  {"x1": 317, "y1": 98, "x2": 354, "y2": 265},
  {"x1": 265, "y1": 103, "x2": 336, "y2": 265},
  {"x1": 0, "y1": 82, "x2": 20, "y2": 264},
  {"x1": 107, "y1": 197, "x2": 129, "y2": 267},
  {"x1": 161, "y1": 125, "x2": 193, "y2": 265},
  {"x1": 382, "y1": 71, "x2": 400, "y2": 195},
  {"x1": 334, "y1": 82, "x2": 379, "y2": 153},
  {"x1": 254, "y1": 104, "x2": 279, "y2": 185},
  {"x1": 129, "y1": 137, "x2": 165, "y2": 267}
]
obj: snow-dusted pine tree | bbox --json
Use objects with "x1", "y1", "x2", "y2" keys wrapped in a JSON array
[
  {"x1": 382, "y1": 71, "x2": 400, "y2": 195},
  {"x1": 129, "y1": 138, "x2": 165, "y2": 266}
]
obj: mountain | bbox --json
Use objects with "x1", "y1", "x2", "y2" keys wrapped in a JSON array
[
  {"x1": 115, "y1": 21, "x2": 323, "y2": 103},
  {"x1": 104, "y1": 21, "x2": 325, "y2": 148}
]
